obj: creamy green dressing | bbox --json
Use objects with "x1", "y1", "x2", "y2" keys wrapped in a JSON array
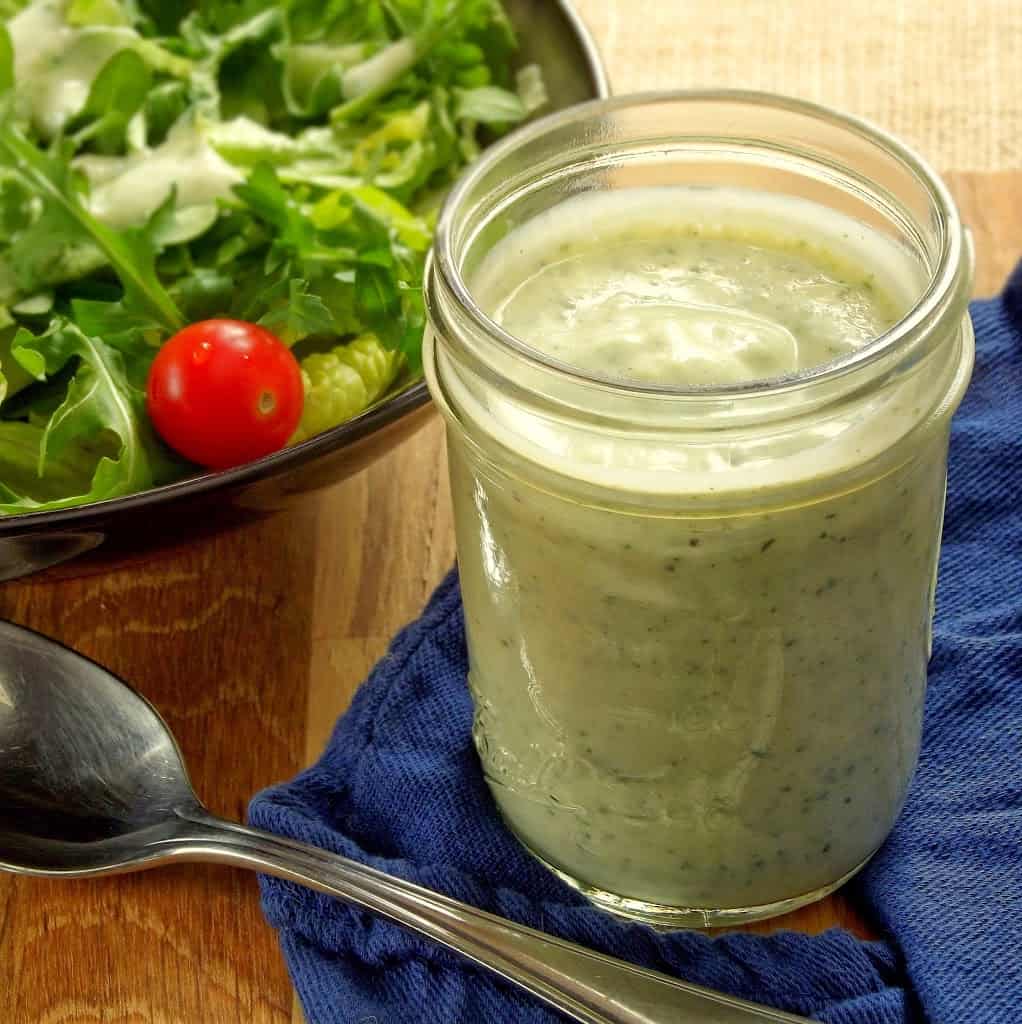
[
  {"x1": 479, "y1": 188, "x2": 904, "y2": 387},
  {"x1": 9, "y1": 0, "x2": 242, "y2": 232},
  {"x1": 9, "y1": 0, "x2": 137, "y2": 138},
  {"x1": 75, "y1": 118, "x2": 242, "y2": 231},
  {"x1": 490, "y1": 228, "x2": 897, "y2": 386},
  {"x1": 448, "y1": 187, "x2": 947, "y2": 916}
]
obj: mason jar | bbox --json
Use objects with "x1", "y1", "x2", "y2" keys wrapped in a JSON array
[{"x1": 423, "y1": 92, "x2": 974, "y2": 927}]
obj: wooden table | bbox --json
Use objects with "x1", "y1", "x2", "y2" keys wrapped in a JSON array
[{"x1": 1, "y1": 3, "x2": 1020, "y2": 1020}]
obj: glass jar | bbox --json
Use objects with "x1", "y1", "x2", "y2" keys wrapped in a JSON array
[{"x1": 423, "y1": 92, "x2": 974, "y2": 927}]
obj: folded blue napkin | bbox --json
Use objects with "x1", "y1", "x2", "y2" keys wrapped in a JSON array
[{"x1": 249, "y1": 264, "x2": 1022, "y2": 1024}]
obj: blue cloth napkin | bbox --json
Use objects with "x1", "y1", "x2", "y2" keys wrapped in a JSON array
[{"x1": 249, "y1": 265, "x2": 1022, "y2": 1024}]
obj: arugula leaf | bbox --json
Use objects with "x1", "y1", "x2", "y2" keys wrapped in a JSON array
[
  {"x1": 349, "y1": 185, "x2": 431, "y2": 249},
  {"x1": 0, "y1": 322, "x2": 36, "y2": 401},
  {"x1": 0, "y1": 420, "x2": 104, "y2": 505},
  {"x1": 67, "y1": 0, "x2": 132, "y2": 28},
  {"x1": 142, "y1": 80, "x2": 191, "y2": 146},
  {"x1": 0, "y1": 25, "x2": 13, "y2": 95},
  {"x1": 181, "y1": 6, "x2": 282, "y2": 119},
  {"x1": 233, "y1": 162, "x2": 359, "y2": 270},
  {"x1": 69, "y1": 298, "x2": 161, "y2": 376},
  {"x1": 309, "y1": 184, "x2": 429, "y2": 251},
  {"x1": 0, "y1": 121, "x2": 184, "y2": 330},
  {"x1": 3, "y1": 320, "x2": 154, "y2": 509},
  {"x1": 229, "y1": 161, "x2": 427, "y2": 359},
  {"x1": 130, "y1": 0, "x2": 187, "y2": 35},
  {"x1": 355, "y1": 261, "x2": 400, "y2": 323},
  {"x1": 68, "y1": 49, "x2": 153, "y2": 154},
  {"x1": 0, "y1": 149, "x2": 111, "y2": 299},
  {"x1": 232, "y1": 161, "x2": 316, "y2": 252},
  {"x1": 0, "y1": 0, "x2": 29, "y2": 19},
  {"x1": 258, "y1": 277, "x2": 337, "y2": 346},
  {"x1": 167, "y1": 265, "x2": 234, "y2": 321}
]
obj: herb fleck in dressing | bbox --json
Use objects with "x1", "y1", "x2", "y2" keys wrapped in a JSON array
[{"x1": 450, "y1": 188, "x2": 949, "y2": 914}]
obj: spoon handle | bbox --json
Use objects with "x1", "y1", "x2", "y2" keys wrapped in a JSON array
[{"x1": 175, "y1": 812, "x2": 810, "y2": 1024}]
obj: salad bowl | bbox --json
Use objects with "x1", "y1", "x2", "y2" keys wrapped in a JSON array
[{"x1": 0, "y1": 0, "x2": 608, "y2": 580}]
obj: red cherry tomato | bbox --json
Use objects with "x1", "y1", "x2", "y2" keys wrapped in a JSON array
[{"x1": 146, "y1": 319, "x2": 304, "y2": 471}]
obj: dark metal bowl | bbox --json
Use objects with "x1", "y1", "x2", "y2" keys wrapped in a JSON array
[{"x1": 0, "y1": 0, "x2": 608, "y2": 580}]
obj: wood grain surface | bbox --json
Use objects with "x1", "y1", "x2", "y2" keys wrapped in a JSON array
[{"x1": 2, "y1": 3, "x2": 1020, "y2": 1021}]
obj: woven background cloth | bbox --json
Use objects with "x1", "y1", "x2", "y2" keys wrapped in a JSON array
[{"x1": 574, "y1": 0, "x2": 1022, "y2": 172}]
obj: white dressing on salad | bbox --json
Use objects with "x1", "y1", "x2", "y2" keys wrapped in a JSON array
[
  {"x1": 76, "y1": 118, "x2": 243, "y2": 230},
  {"x1": 342, "y1": 37, "x2": 418, "y2": 100},
  {"x1": 10, "y1": 0, "x2": 137, "y2": 138}
]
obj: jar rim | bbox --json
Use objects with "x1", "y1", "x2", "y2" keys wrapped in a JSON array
[{"x1": 431, "y1": 89, "x2": 969, "y2": 400}]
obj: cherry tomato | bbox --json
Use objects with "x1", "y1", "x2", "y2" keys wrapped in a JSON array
[{"x1": 146, "y1": 319, "x2": 304, "y2": 471}]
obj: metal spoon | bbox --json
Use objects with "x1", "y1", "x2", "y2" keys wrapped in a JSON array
[{"x1": 0, "y1": 620, "x2": 811, "y2": 1024}]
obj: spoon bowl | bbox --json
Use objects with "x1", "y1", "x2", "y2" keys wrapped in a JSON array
[
  {"x1": 0, "y1": 620, "x2": 201, "y2": 873},
  {"x1": 0, "y1": 620, "x2": 810, "y2": 1024}
]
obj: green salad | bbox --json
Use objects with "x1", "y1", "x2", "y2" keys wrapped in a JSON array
[{"x1": 0, "y1": 0, "x2": 543, "y2": 512}]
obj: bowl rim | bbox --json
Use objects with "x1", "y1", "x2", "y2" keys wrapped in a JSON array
[
  {"x1": 0, "y1": 0, "x2": 609, "y2": 535},
  {"x1": 0, "y1": 379, "x2": 433, "y2": 535}
]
